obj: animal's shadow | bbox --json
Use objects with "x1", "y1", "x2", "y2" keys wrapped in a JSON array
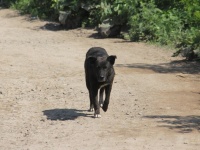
[{"x1": 43, "y1": 109, "x2": 92, "y2": 121}]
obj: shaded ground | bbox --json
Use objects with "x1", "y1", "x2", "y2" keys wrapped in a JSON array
[
  {"x1": 116, "y1": 60, "x2": 200, "y2": 74},
  {"x1": 0, "y1": 9, "x2": 200, "y2": 150}
]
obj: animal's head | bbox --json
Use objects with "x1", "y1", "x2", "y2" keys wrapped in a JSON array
[{"x1": 88, "y1": 55, "x2": 117, "y2": 82}]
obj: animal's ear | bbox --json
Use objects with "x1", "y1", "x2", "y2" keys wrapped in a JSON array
[
  {"x1": 88, "y1": 56, "x2": 97, "y2": 64},
  {"x1": 107, "y1": 55, "x2": 117, "y2": 65}
]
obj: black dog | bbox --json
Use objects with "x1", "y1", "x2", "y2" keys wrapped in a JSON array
[{"x1": 84, "y1": 47, "x2": 116, "y2": 118}]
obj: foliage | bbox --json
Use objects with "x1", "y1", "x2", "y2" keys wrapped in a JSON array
[
  {"x1": 0, "y1": 0, "x2": 16, "y2": 7},
  {"x1": 99, "y1": 0, "x2": 130, "y2": 25},
  {"x1": 50, "y1": 0, "x2": 101, "y2": 26},
  {"x1": 5, "y1": 0, "x2": 200, "y2": 60},
  {"x1": 11, "y1": 0, "x2": 57, "y2": 19},
  {"x1": 129, "y1": 2, "x2": 183, "y2": 44},
  {"x1": 128, "y1": 0, "x2": 200, "y2": 59}
]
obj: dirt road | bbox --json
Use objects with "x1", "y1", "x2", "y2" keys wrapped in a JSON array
[{"x1": 0, "y1": 9, "x2": 200, "y2": 150}]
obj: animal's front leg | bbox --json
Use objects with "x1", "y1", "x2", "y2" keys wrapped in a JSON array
[
  {"x1": 102, "y1": 84, "x2": 112, "y2": 112},
  {"x1": 99, "y1": 87, "x2": 105, "y2": 108},
  {"x1": 92, "y1": 88, "x2": 101, "y2": 118}
]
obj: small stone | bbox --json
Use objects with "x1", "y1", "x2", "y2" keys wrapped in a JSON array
[{"x1": 40, "y1": 119, "x2": 45, "y2": 122}]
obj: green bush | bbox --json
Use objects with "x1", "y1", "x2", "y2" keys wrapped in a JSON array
[
  {"x1": 128, "y1": 0, "x2": 200, "y2": 59},
  {"x1": 1, "y1": 0, "x2": 17, "y2": 7},
  {"x1": 129, "y1": 2, "x2": 162, "y2": 41},
  {"x1": 11, "y1": 0, "x2": 57, "y2": 19},
  {"x1": 99, "y1": 0, "x2": 130, "y2": 25},
  {"x1": 7, "y1": 0, "x2": 200, "y2": 60}
]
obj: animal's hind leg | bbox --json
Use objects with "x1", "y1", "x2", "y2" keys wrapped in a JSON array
[{"x1": 99, "y1": 87, "x2": 105, "y2": 108}]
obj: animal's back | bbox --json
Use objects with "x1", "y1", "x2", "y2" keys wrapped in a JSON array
[{"x1": 86, "y1": 47, "x2": 108, "y2": 58}]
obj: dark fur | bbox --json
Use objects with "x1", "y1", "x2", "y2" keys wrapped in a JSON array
[{"x1": 84, "y1": 47, "x2": 116, "y2": 117}]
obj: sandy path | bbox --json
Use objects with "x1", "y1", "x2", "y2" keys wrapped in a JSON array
[{"x1": 0, "y1": 9, "x2": 200, "y2": 150}]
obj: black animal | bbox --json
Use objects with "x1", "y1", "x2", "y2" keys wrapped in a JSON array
[{"x1": 84, "y1": 47, "x2": 116, "y2": 118}]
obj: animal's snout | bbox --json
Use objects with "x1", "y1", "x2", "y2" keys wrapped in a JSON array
[
  {"x1": 98, "y1": 75, "x2": 106, "y2": 82},
  {"x1": 100, "y1": 75, "x2": 104, "y2": 79}
]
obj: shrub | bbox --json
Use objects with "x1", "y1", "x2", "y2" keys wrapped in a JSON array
[
  {"x1": 1, "y1": 0, "x2": 17, "y2": 7},
  {"x1": 128, "y1": 0, "x2": 200, "y2": 59},
  {"x1": 8, "y1": 0, "x2": 200, "y2": 60},
  {"x1": 11, "y1": 0, "x2": 57, "y2": 19}
]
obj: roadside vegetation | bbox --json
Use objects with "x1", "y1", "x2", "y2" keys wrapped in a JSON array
[{"x1": 2, "y1": 0, "x2": 200, "y2": 60}]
